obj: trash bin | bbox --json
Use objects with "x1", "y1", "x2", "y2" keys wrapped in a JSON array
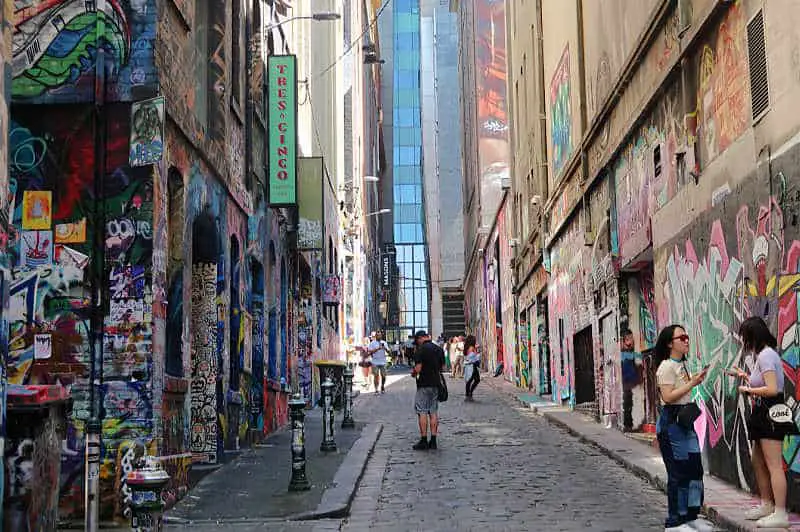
[
  {"x1": 4, "y1": 384, "x2": 72, "y2": 532},
  {"x1": 313, "y1": 360, "x2": 347, "y2": 410}
]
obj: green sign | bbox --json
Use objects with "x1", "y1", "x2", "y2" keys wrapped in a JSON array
[
  {"x1": 268, "y1": 55, "x2": 297, "y2": 205},
  {"x1": 298, "y1": 157, "x2": 324, "y2": 250}
]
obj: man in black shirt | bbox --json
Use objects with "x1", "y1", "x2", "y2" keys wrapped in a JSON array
[{"x1": 410, "y1": 330, "x2": 445, "y2": 450}]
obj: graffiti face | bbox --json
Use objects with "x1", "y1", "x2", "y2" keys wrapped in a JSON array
[{"x1": 106, "y1": 217, "x2": 136, "y2": 261}]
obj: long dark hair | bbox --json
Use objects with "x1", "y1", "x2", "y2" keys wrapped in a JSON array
[
  {"x1": 464, "y1": 335, "x2": 477, "y2": 353},
  {"x1": 655, "y1": 324, "x2": 685, "y2": 364},
  {"x1": 739, "y1": 316, "x2": 777, "y2": 352}
]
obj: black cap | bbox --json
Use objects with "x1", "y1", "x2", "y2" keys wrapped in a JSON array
[{"x1": 413, "y1": 330, "x2": 428, "y2": 339}]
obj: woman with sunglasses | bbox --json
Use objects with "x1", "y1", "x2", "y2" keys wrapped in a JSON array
[
  {"x1": 737, "y1": 316, "x2": 794, "y2": 528},
  {"x1": 655, "y1": 325, "x2": 713, "y2": 532}
]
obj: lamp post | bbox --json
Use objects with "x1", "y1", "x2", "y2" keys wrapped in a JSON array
[
  {"x1": 341, "y1": 367, "x2": 355, "y2": 428},
  {"x1": 288, "y1": 395, "x2": 310, "y2": 491}
]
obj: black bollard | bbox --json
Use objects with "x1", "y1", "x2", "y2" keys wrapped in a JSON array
[
  {"x1": 342, "y1": 366, "x2": 355, "y2": 428},
  {"x1": 288, "y1": 395, "x2": 311, "y2": 491},
  {"x1": 320, "y1": 378, "x2": 337, "y2": 452}
]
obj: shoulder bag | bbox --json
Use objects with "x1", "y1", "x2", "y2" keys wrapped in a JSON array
[
  {"x1": 673, "y1": 362, "x2": 701, "y2": 429},
  {"x1": 438, "y1": 373, "x2": 448, "y2": 402}
]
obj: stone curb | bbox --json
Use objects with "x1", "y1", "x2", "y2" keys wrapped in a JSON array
[
  {"x1": 289, "y1": 422, "x2": 384, "y2": 521},
  {"x1": 492, "y1": 381, "x2": 752, "y2": 532}
]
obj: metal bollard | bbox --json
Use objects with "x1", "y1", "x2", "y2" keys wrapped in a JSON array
[
  {"x1": 288, "y1": 394, "x2": 311, "y2": 491},
  {"x1": 320, "y1": 378, "x2": 337, "y2": 452},
  {"x1": 126, "y1": 456, "x2": 170, "y2": 532},
  {"x1": 341, "y1": 367, "x2": 355, "y2": 428}
]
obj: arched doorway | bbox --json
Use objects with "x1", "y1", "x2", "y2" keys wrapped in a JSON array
[
  {"x1": 249, "y1": 259, "x2": 265, "y2": 440},
  {"x1": 190, "y1": 213, "x2": 220, "y2": 464},
  {"x1": 226, "y1": 235, "x2": 242, "y2": 449}
]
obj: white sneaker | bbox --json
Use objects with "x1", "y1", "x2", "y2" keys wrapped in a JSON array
[
  {"x1": 756, "y1": 509, "x2": 789, "y2": 528},
  {"x1": 665, "y1": 525, "x2": 695, "y2": 532},
  {"x1": 685, "y1": 518, "x2": 715, "y2": 531},
  {"x1": 745, "y1": 503, "x2": 774, "y2": 520}
]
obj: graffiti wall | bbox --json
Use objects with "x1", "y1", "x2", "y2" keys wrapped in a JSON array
[
  {"x1": 547, "y1": 214, "x2": 591, "y2": 404},
  {"x1": 5, "y1": 104, "x2": 156, "y2": 519},
  {"x1": 11, "y1": 0, "x2": 158, "y2": 103},
  {"x1": 613, "y1": 81, "x2": 689, "y2": 264},
  {"x1": 654, "y1": 149, "x2": 800, "y2": 504}
]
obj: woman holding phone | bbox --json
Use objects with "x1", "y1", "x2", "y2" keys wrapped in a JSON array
[
  {"x1": 737, "y1": 317, "x2": 795, "y2": 528},
  {"x1": 655, "y1": 324, "x2": 714, "y2": 532}
]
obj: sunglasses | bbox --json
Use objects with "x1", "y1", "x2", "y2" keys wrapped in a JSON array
[{"x1": 672, "y1": 334, "x2": 690, "y2": 342}]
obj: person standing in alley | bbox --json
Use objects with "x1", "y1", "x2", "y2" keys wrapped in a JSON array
[
  {"x1": 368, "y1": 331, "x2": 389, "y2": 395},
  {"x1": 359, "y1": 334, "x2": 373, "y2": 390},
  {"x1": 411, "y1": 330, "x2": 445, "y2": 450},
  {"x1": 620, "y1": 328, "x2": 644, "y2": 432},
  {"x1": 655, "y1": 324, "x2": 713, "y2": 532},
  {"x1": 464, "y1": 335, "x2": 481, "y2": 400}
]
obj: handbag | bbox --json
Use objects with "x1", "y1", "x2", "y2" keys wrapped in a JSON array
[
  {"x1": 675, "y1": 402, "x2": 701, "y2": 429},
  {"x1": 438, "y1": 373, "x2": 448, "y2": 402}
]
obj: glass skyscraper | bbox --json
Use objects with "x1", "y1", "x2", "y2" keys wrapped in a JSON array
[{"x1": 390, "y1": 0, "x2": 428, "y2": 339}]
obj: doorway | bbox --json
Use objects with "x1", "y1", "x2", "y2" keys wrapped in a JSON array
[
  {"x1": 537, "y1": 296, "x2": 551, "y2": 395},
  {"x1": 573, "y1": 326, "x2": 596, "y2": 406}
]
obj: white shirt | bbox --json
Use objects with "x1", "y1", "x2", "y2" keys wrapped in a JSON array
[
  {"x1": 656, "y1": 358, "x2": 692, "y2": 405},
  {"x1": 368, "y1": 340, "x2": 388, "y2": 365}
]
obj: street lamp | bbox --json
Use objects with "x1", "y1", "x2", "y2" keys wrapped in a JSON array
[
  {"x1": 366, "y1": 208, "x2": 391, "y2": 217},
  {"x1": 364, "y1": 176, "x2": 380, "y2": 183},
  {"x1": 266, "y1": 12, "x2": 341, "y2": 31}
]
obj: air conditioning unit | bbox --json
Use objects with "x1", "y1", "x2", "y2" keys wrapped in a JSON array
[{"x1": 501, "y1": 177, "x2": 512, "y2": 190}]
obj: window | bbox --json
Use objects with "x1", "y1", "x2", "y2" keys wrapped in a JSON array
[
  {"x1": 194, "y1": 1, "x2": 209, "y2": 127},
  {"x1": 232, "y1": 0, "x2": 244, "y2": 108}
]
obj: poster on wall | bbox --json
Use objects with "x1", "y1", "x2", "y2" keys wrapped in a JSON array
[
  {"x1": 322, "y1": 275, "x2": 341, "y2": 305},
  {"x1": 298, "y1": 157, "x2": 324, "y2": 249},
  {"x1": 129, "y1": 96, "x2": 165, "y2": 167},
  {"x1": 268, "y1": 55, "x2": 297, "y2": 206},
  {"x1": 21, "y1": 230, "x2": 53, "y2": 268},
  {"x1": 242, "y1": 311, "x2": 253, "y2": 373},
  {"x1": 22, "y1": 191, "x2": 52, "y2": 230}
]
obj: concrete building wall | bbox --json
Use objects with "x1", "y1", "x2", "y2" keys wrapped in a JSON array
[{"x1": 504, "y1": 0, "x2": 800, "y2": 509}]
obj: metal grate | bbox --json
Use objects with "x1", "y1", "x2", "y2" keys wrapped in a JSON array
[{"x1": 747, "y1": 9, "x2": 769, "y2": 120}]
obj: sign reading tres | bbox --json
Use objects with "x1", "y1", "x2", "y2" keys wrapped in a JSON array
[{"x1": 268, "y1": 55, "x2": 298, "y2": 205}]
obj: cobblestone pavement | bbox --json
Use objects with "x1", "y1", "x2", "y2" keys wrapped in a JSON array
[{"x1": 343, "y1": 371, "x2": 667, "y2": 532}]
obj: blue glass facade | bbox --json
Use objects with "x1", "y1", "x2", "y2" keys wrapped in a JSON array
[{"x1": 392, "y1": 0, "x2": 428, "y2": 337}]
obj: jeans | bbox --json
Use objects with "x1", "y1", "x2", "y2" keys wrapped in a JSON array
[
  {"x1": 657, "y1": 406, "x2": 704, "y2": 527},
  {"x1": 466, "y1": 365, "x2": 480, "y2": 397}
]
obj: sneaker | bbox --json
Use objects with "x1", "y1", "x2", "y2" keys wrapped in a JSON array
[
  {"x1": 380, "y1": 389, "x2": 386, "y2": 394},
  {"x1": 745, "y1": 503, "x2": 774, "y2": 521},
  {"x1": 685, "y1": 518, "x2": 715, "y2": 532},
  {"x1": 665, "y1": 526, "x2": 694, "y2": 532},
  {"x1": 412, "y1": 438, "x2": 429, "y2": 451},
  {"x1": 428, "y1": 437, "x2": 437, "y2": 450},
  {"x1": 756, "y1": 509, "x2": 789, "y2": 528}
]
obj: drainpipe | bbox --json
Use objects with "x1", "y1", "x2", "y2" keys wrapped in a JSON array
[
  {"x1": 86, "y1": 1, "x2": 108, "y2": 530},
  {"x1": 534, "y1": 0, "x2": 549, "y2": 203}
]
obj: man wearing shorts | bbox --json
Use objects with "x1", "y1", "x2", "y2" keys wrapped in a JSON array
[
  {"x1": 411, "y1": 330, "x2": 445, "y2": 450},
  {"x1": 368, "y1": 331, "x2": 389, "y2": 395}
]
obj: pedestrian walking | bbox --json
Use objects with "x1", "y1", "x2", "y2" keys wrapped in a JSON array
[
  {"x1": 654, "y1": 324, "x2": 714, "y2": 532},
  {"x1": 359, "y1": 334, "x2": 373, "y2": 389},
  {"x1": 368, "y1": 331, "x2": 389, "y2": 395},
  {"x1": 463, "y1": 335, "x2": 481, "y2": 400},
  {"x1": 738, "y1": 317, "x2": 797, "y2": 528},
  {"x1": 450, "y1": 336, "x2": 464, "y2": 378},
  {"x1": 410, "y1": 330, "x2": 445, "y2": 450}
]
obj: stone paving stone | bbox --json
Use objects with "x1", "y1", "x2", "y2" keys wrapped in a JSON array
[
  {"x1": 342, "y1": 370, "x2": 667, "y2": 531},
  {"x1": 487, "y1": 375, "x2": 800, "y2": 531}
]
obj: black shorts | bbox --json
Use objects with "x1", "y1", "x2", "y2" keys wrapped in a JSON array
[
  {"x1": 358, "y1": 361, "x2": 372, "y2": 368},
  {"x1": 748, "y1": 399, "x2": 800, "y2": 441}
]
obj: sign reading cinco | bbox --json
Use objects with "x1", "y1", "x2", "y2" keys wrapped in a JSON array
[{"x1": 268, "y1": 55, "x2": 298, "y2": 206}]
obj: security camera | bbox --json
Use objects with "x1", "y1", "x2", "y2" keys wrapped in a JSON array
[
  {"x1": 509, "y1": 239, "x2": 519, "y2": 248},
  {"x1": 531, "y1": 195, "x2": 541, "y2": 205}
]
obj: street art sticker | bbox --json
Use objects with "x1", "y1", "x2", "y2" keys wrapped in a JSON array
[
  {"x1": 20, "y1": 230, "x2": 53, "y2": 268},
  {"x1": 34, "y1": 333, "x2": 52, "y2": 359},
  {"x1": 21, "y1": 190, "x2": 52, "y2": 229},
  {"x1": 129, "y1": 96, "x2": 165, "y2": 167},
  {"x1": 109, "y1": 265, "x2": 146, "y2": 300},
  {"x1": 322, "y1": 275, "x2": 341, "y2": 304},
  {"x1": 54, "y1": 245, "x2": 89, "y2": 270},
  {"x1": 550, "y1": 45, "x2": 573, "y2": 177},
  {"x1": 109, "y1": 299, "x2": 145, "y2": 325},
  {"x1": 54, "y1": 218, "x2": 87, "y2": 243}
]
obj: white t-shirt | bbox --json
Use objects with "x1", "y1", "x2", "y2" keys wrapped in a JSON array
[
  {"x1": 656, "y1": 358, "x2": 692, "y2": 405},
  {"x1": 369, "y1": 340, "x2": 388, "y2": 365}
]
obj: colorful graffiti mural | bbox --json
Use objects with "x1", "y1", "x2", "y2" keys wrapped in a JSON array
[
  {"x1": 550, "y1": 45, "x2": 573, "y2": 177},
  {"x1": 655, "y1": 162, "x2": 800, "y2": 503},
  {"x1": 12, "y1": 0, "x2": 157, "y2": 102}
]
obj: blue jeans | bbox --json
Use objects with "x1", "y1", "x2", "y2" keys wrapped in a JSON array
[{"x1": 657, "y1": 407, "x2": 704, "y2": 527}]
